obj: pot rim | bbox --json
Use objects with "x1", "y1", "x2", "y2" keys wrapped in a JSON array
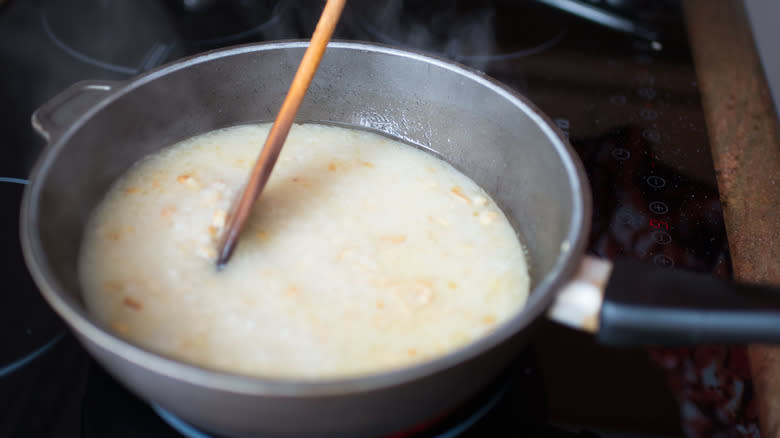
[{"x1": 20, "y1": 40, "x2": 592, "y2": 397}]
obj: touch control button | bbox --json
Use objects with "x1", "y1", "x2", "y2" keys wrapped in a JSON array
[
  {"x1": 640, "y1": 108, "x2": 658, "y2": 120},
  {"x1": 612, "y1": 148, "x2": 631, "y2": 160},
  {"x1": 652, "y1": 230, "x2": 672, "y2": 245},
  {"x1": 646, "y1": 176, "x2": 666, "y2": 189},
  {"x1": 648, "y1": 201, "x2": 669, "y2": 215}
]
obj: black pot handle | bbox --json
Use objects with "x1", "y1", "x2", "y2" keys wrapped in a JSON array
[
  {"x1": 598, "y1": 257, "x2": 780, "y2": 346},
  {"x1": 547, "y1": 256, "x2": 780, "y2": 346}
]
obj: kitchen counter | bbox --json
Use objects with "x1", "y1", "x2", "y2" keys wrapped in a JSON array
[{"x1": 685, "y1": 0, "x2": 780, "y2": 436}]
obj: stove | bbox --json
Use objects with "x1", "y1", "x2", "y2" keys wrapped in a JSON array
[{"x1": 1, "y1": 0, "x2": 741, "y2": 437}]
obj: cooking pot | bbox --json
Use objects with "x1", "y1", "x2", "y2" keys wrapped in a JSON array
[{"x1": 22, "y1": 41, "x2": 780, "y2": 438}]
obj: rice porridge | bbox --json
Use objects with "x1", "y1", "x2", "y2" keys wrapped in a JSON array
[{"x1": 79, "y1": 123, "x2": 530, "y2": 379}]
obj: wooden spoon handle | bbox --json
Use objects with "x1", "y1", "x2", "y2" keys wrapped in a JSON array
[{"x1": 216, "y1": 0, "x2": 347, "y2": 268}]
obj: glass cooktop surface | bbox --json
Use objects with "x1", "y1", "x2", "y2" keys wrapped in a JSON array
[{"x1": 0, "y1": 0, "x2": 731, "y2": 436}]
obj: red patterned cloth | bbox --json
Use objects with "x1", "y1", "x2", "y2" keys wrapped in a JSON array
[{"x1": 650, "y1": 346, "x2": 760, "y2": 437}]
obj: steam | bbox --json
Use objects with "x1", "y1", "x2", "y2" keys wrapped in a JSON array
[
  {"x1": 39, "y1": 0, "x2": 515, "y2": 75},
  {"x1": 348, "y1": 0, "x2": 500, "y2": 69}
]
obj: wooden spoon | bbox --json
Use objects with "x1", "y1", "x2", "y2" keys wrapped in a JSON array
[{"x1": 216, "y1": 0, "x2": 347, "y2": 269}]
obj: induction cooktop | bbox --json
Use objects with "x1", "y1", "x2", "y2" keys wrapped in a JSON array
[{"x1": 0, "y1": 0, "x2": 750, "y2": 437}]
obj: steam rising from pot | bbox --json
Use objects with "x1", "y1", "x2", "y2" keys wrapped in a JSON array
[
  {"x1": 342, "y1": 0, "x2": 567, "y2": 71},
  {"x1": 345, "y1": 0, "x2": 498, "y2": 67}
]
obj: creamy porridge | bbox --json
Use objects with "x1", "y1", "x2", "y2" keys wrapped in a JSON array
[{"x1": 79, "y1": 123, "x2": 530, "y2": 379}]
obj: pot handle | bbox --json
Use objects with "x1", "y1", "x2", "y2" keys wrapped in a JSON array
[
  {"x1": 548, "y1": 256, "x2": 780, "y2": 345},
  {"x1": 31, "y1": 80, "x2": 120, "y2": 142},
  {"x1": 547, "y1": 255, "x2": 612, "y2": 334}
]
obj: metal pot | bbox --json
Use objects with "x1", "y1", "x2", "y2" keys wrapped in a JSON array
[
  {"x1": 23, "y1": 41, "x2": 589, "y2": 438},
  {"x1": 21, "y1": 41, "x2": 780, "y2": 437}
]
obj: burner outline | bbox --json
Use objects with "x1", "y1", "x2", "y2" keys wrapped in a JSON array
[
  {"x1": 0, "y1": 177, "x2": 31, "y2": 185},
  {"x1": 182, "y1": 9, "x2": 283, "y2": 47},
  {"x1": 0, "y1": 332, "x2": 66, "y2": 378},
  {"x1": 41, "y1": 1, "x2": 287, "y2": 75},
  {"x1": 0, "y1": 177, "x2": 67, "y2": 378},
  {"x1": 41, "y1": 10, "x2": 172, "y2": 75},
  {"x1": 151, "y1": 405, "x2": 218, "y2": 438},
  {"x1": 151, "y1": 383, "x2": 507, "y2": 438},
  {"x1": 355, "y1": 18, "x2": 567, "y2": 63}
]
